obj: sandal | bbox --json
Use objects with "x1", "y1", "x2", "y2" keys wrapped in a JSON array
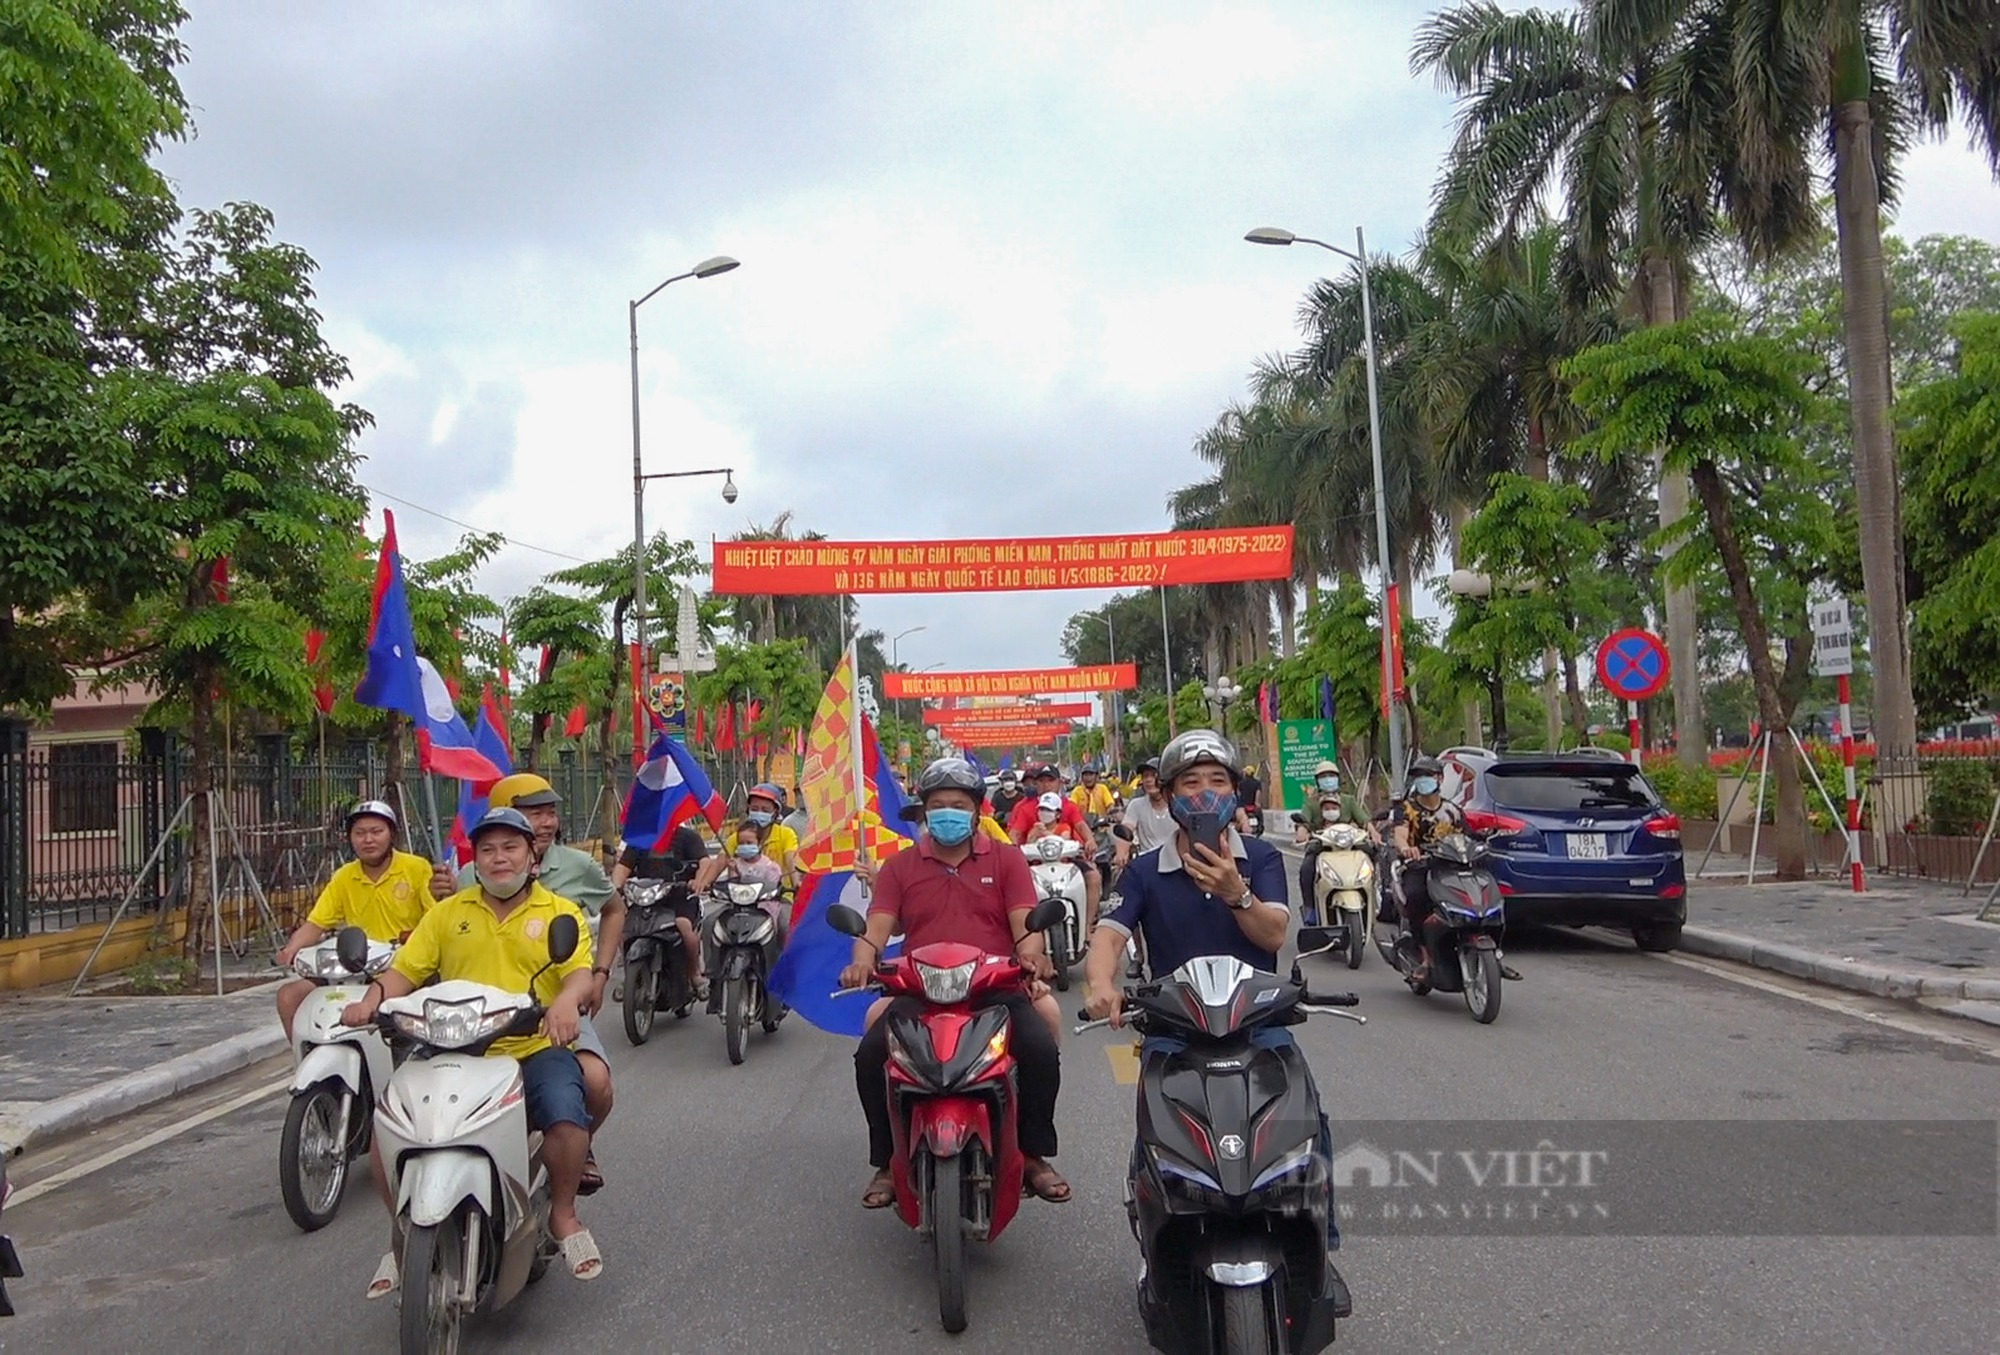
[
  {"x1": 861, "y1": 1169, "x2": 896, "y2": 1209},
  {"x1": 366, "y1": 1250, "x2": 399, "y2": 1301},
  {"x1": 559, "y1": 1228, "x2": 604, "y2": 1281},
  {"x1": 579, "y1": 1155, "x2": 604, "y2": 1196},
  {"x1": 1023, "y1": 1158, "x2": 1072, "y2": 1204}
]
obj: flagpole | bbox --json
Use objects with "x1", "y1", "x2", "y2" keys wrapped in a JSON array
[
  {"x1": 845, "y1": 603, "x2": 870, "y2": 884},
  {"x1": 420, "y1": 763, "x2": 448, "y2": 866}
]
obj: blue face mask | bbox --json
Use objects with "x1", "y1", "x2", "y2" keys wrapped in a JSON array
[
  {"x1": 1411, "y1": 777, "x2": 1440, "y2": 797},
  {"x1": 735, "y1": 843, "x2": 761, "y2": 860},
  {"x1": 1316, "y1": 775, "x2": 1340, "y2": 792},
  {"x1": 1169, "y1": 788, "x2": 1238, "y2": 832},
  {"x1": 746, "y1": 810, "x2": 775, "y2": 827},
  {"x1": 926, "y1": 807, "x2": 976, "y2": 846}
]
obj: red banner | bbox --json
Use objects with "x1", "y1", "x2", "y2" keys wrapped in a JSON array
[
  {"x1": 886, "y1": 665, "x2": 1136, "y2": 699},
  {"x1": 945, "y1": 724, "x2": 1071, "y2": 748},
  {"x1": 711, "y1": 527, "x2": 1294, "y2": 596},
  {"x1": 922, "y1": 701, "x2": 1092, "y2": 725}
]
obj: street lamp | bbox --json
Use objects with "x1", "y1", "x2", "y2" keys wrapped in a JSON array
[
  {"x1": 891, "y1": 626, "x2": 927, "y2": 726},
  {"x1": 1246, "y1": 225, "x2": 1405, "y2": 793},
  {"x1": 1445, "y1": 569, "x2": 1540, "y2": 751},
  {"x1": 1202, "y1": 674, "x2": 1244, "y2": 731},
  {"x1": 630, "y1": 253, "x2": 740, "y2": 671},
  {"x1": 1077, "y1": 613, "x2": 1119, "y2": 771}
]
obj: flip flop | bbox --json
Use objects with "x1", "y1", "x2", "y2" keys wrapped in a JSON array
[
  {"x1": 578, "y1": 1155, "x2": 604, "y2": 1196},
  {"x1": 1023, "y1": 1159, "x2": 1072, "y2": 1204},
  {"x1": 861, "y1": 1170, "x2": 896, "y2": 1209},
  {"x1": 366, "y1": 1251, "x2": 399, "y2": 1301},
  {"x1": 559, "y1": 1228, "x2": 604, "y2": 1281}
]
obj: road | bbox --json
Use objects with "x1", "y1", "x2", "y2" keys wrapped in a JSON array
[{"x1": 4, "y1": 931, "x2": 1997, "y2": 1354}]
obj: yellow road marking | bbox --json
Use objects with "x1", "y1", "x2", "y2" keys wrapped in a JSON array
[{"x1": 1106, "y1": 1042, "x2": 1140, "y2": 1084}]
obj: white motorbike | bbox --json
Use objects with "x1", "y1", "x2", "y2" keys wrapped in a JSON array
[
  {"x1": 339, "y1": 917, "x2": 579, "y2": 1355},
  {"x1": 1027, "y1": 836, "x2": 1089, "y2": 991},
  {"x1": 1312, "y1": 823, "x2": 1376, "y2": 971},
  {"x1": 281, "y1": 937, "x2": 396, "y2": 1231}
]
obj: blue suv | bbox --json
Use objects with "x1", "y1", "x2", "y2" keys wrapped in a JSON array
[{"x1": 1436, "y1": 747, "x2": 1686, "y2": 952}]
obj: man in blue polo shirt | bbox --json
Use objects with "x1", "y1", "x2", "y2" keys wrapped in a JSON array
[{"x1": 1081, "y1": 727, "x2": 1347, "y2": 1298}]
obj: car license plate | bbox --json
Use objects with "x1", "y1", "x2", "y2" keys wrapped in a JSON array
[{"x1": 1569, "y1": 833, "x2": 1607, "y2": 859}]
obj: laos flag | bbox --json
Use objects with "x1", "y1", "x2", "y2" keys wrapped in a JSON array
[
  {"x1": 769, "y1": 721, "x2": 914, "y2": 1037},
  {"x1": 623, "y1": 732, "x2": 726, "y2": 849},
  {"x1": 449, "y1": 690, "x2": 514, "y2": 865}
]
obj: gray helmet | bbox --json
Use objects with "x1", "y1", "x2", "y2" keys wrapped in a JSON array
[
  {"x1": 468, "y1": 805, "x2": 536, "y2": 847},
  {"x1": 1409, "y1": 755, "x2": 1444, "y2": 779},
  {"x1": 1158, "y1": 729, "x2": 1241, "y2": 786},
  {"x1": 914, "y1": 756, "x2": 985, "y2": 802},
  {"x1": 344, "y1": 799, "x2": 399, "y2": 834}
]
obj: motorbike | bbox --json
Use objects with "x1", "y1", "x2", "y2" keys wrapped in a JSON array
[
  {"x1": 704, "y1": 877, "x2": 789, "y2": 1065},
  {"x1": 342, "y1": 917, "x2": 578, "y2": 1355},
  {"x1": 827, "y1": 896, "x2": 1065, "y2": 1335},
  {"x1": 1243, "y1": 805, "x2": 1265, "y2": 837},
  {"x1": 620, "y1": 867, "x2": 699, "y2": 1046},
  {"x1": 1075, "y1": 930, "x2": 1362, "y2": 1355},
  {"x1": 1373, "y1": 833, "x2": 1507, "y2": 1023},
  {"x1": 1309, "y1": 824, "x2": 1374, "y2": 971},
  {"x1": 280, "y1": 937, "x2": 397, "y2": 1231},
  {"x1": 1026, "y1": 835, "x2": 1090, "y2": 992},
  {"x1": 0, "y1": 1154, "x2": 19, "y2": 1316}
]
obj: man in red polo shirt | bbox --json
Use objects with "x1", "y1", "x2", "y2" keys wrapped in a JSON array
[
  {"x1": 1008, "y1": 761, "x2": 1102, "y2": 926},
  {"x1": 840, "y1": 757, "x2": 1069, "y2": 1211}
]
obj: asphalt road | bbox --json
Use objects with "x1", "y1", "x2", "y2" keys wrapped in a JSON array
[{"x1": 4, "y1": 931, "x2": 1998, "y2": 1355}]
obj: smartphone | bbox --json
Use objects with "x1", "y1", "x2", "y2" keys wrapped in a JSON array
[{"x1": 1187, "y1": 811, "x2": 1224, "y2": 858}]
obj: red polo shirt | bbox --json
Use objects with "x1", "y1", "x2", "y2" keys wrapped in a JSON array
[
  {"x1": 868, "y1": 832, "x2": 1036, "y2": 955},
  {"x1": 1007, "y1": 794, "x2": 1087, "y2": 843}
]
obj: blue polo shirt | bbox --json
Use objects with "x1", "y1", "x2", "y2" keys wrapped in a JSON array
[{"x1": 1098, "y1": 830, "x2": 1290, "y2": 978}]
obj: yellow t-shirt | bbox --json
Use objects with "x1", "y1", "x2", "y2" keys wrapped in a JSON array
[
  {"x1": 389, "y1": 882, "x2": 595, "y2": 1060},
  {"x1": 978, "y1": 815, "x2": 1012, "y2": 844},
  {"x1": 1070, "y1": 783, "x2": 1117, "y2": 818},
  {"x1": 306, "y1": 851, "x2": 434, "y2": 941},
  {"x1": 723, "y1": 822, "x2": 800, "y2": 874}
]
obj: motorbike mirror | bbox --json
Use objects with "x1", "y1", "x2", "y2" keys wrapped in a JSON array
[
  {"x1": 548, "y1": 913, "x2": 580, "y2": 964},
  {"x1": 334, "y1": 925, "x2": 371, "y2": 975},
  {"x1": 1022, "y1": 896, "x2": 1065, "y2": 935},
  {"x1": 825, "y1": 903, "x2": 869, "y2": 938},
  {"x1": 1295, "y1": 925, "x2": 1341, "y2": 958}
]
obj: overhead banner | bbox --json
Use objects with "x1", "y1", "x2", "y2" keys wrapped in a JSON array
[
  {"x1": 885, "y1": 665, "x2": 1138, "y2": 698},
  {"x1": 945, "y1": 724, "x2": 1071, "y2": 748},
  {"x1": 922, "y1": 701, "x2": 1092, "y2": 725},
  {"x1": 711, "y1": 527, "x2": 1295, "y2": 596}
]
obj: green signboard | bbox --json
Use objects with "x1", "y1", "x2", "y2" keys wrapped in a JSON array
[{"x1": 1276, "y1": 719, "x2": 1336, "y2": 812}]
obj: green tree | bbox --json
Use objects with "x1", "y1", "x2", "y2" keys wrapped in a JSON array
[
  {"x1": 695, "y1": 639, "x2": 824, "y2": 790},
  {"x1": 507, "y1": 588, "x2": 605, "y2": 768}
]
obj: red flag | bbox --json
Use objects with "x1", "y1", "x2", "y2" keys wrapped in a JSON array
[
  {"x1": 693, "y1": 706, "x2": 707, "y2": 747},
  {"x1": 498, "y1": 627, "x2": 513, "y2": 720},
  {"x1": 564, "y1": 703, "x2": 588, "y2": 738},
  {"x1": 537, "y1": 644, "x2": 556, "y2": 682},
  {"x1": 305, "y1": 628, "x2": 335, "y2": 715},
  {"x1": 715, "y1": 702, "x2": 738, "y2": 753},
  {"x1": 481, "y1": 684, "x2": 513, "y2": 757},
  {"x1": 209, "y1": 557, "x2": 231, "y2": 603}
]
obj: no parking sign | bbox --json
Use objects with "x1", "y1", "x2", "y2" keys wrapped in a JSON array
[{"x1": 1595, "y1": 628, "x2": 1670, "y2": 703}]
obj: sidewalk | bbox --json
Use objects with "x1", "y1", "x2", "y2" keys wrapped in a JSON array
[{"x1": 0, "y1": 980, "x2": 288, "y2": 1158}]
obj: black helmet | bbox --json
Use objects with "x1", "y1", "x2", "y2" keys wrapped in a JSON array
[
  {"x1": 1158, "y1": 729, "x2": 1241, "y2": 786},
  {"x1": 343, "y1": 799, "x2": 399, "y2": 834},
  {"x1": 469, "y1": 805, "x2": 536, "y2": 846},
  {"x1": 1025, "y1": 761, "x2": 1059, "y2": 780},
  {"x1": 1409, "y1": 755, "x2": 1444, "y2": 778},
  {"x1": 914, "y1": 756, "x2": 985, "y2": 802}
]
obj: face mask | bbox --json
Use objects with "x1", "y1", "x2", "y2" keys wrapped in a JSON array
[
  {"x1": 1316, "y1": 775, "x2": 1340, "y2": 792},
  {"x1": 474, "y1": 858, "x2": 533, "y2": 902},
  {"x1": 1412, "y1": 777, "x2": 1440, "y2": 797},
  {"x1": 1038, "y1": 809, "x2": 1058, "y2": 825},
  {"x1": 735, "y1": 844, "x2": 761, "y2": 860},
  {"x1": 746, "y1": 810, "x2": 775, "y2": 827},
  {"x1": 1169, "y1": 788, "x2": 1238, "y2": 831},
  {"x1": 926, "y1": 807, "x2": 975, "y2": 846}
]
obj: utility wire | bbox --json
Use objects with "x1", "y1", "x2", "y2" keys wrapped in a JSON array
[{"x1": 361, "y1": 484, "x2": 593, "y2": 563}]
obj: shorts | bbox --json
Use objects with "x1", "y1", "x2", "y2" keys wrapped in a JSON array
[
  {"x1": 573, "y1": 1014, "x2": 608, "y2": 1067},
  {"x1": 519, "y1": 1046, "x2": 590, "y2": 1132}
]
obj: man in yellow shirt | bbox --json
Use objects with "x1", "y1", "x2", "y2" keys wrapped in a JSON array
[
  {"x1": 722, "y1": 783, "x2": 801, "y2": 881},
  {"x1": 343, "y1": 807, "x2": 604, "y2": 1287},
  {"x1": 274, "y1": 801, "x2": 432, "y2": 1039},
  {"x1": 1070, "y1": 765, "x2": 1117, "y2": 821}
]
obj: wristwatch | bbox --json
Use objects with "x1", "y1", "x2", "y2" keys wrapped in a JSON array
[{"x1": 1230, "y1": 891, "x2": 1258, "y2": 912}]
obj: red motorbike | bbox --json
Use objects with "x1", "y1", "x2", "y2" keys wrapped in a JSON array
[{"x1": 830, "y1": 897, "x2": 1061, "y2": 1334}]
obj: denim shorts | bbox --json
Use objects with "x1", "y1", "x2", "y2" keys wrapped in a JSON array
[{"x1": 519, "y1": 1046, "x2": 591, "y2": 1132}]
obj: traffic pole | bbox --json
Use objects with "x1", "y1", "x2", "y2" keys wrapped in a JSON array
[
  {"x1": 1626, "y1": 700, "x2": 1641, "y2": 766},
  {"x1": 1837, "y1": 673, "x2": 1865, "y2": 892}
]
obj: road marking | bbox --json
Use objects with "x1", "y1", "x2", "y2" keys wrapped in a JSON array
[
  {"x1": 10, "y1": 1078, "x2": 288, "y2": 1207},
  {"x1": 1105, "y1": 1042, "x2": 1140, "y2": 1085}
]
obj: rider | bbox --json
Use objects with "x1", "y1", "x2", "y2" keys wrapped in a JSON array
[
  {"x1": 1292, "y1": 761, "x2": 1376, "y2": 923},
  {"x1": 274, "y1": 801, "x2": 432, "y2": 1038},
  {"x1": 988, "y1": 768, "x2": 1028, "y2": 823},
  {"x1": 1391, "y1": 756, "x2": 1465, "y2": 986},
  {"x1": 1069, "y1": 764, "x2": 1116, "y2": 822},
  {"x1": 723, "y1": 783, "x2": 800, "y2": 884},
  {"x1": 432, "y1": 772, "x2": 620, "y2": 1196},
  {"x1": 841, "y1": 756, "x2": 1069, "y2": 1211},
  {"x1": 345, "y1": 807, "x2": 604, "y2": 1289},
  {"x1": 1123, "y1": 758, "x2": 1178, "y2": 855},
  {"x1": 1009, "y1": 762, "x2": 1101, "y2": 924},
  {"x1": 1080, "y1": 729, "x2": 1347, "y2": 1301},
  {"x1": 726, "y1": 818, "x2": 785, "y2": 891},
  {"x1": 613, "y1": 811, "x2": 726, "y2": 1000}
]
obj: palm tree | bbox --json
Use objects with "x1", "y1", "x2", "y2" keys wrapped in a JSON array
[
  {"x1": 727, "y1": 512, "x2": 857, "y2": 669},
  {"x1": 1413, "y1": 0, "x2": 1714, "y2": 766},
  {"x1": 1629, "y1": 0, "x2": 2000, "y2": 767}
]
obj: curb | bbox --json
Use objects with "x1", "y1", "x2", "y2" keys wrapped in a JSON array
[
  {"x1": 0, "y1": 1024, "x2": 287, "y2": 1160},
  {"x1": 1679, "y1": 926, "x2": 2000, "y2": 1003}
]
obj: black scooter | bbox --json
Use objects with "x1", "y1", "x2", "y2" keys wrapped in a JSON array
[
  {"x1": 1077, "y1": 931, "x2": 1363, "y2": 1354},
  {"x1": 1, "y1": 1153, "x2": 20, "y2": 1316},
  {"x1": 703, "y1": 877, "x2": 788, "y2": 1065},
  {"x1": 621, "y1": 865, "x2": 700, "y2": 1045},
  {"x1": 1374, "y1": 834, "x2": 1508, "y2": 1024}
]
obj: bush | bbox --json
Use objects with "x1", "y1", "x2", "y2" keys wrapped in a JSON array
[
  {"x1": 1924, "y1": 759, "x2": 1998, "y2": 837},
  {"x1": 1644, "y1": 758, "x2": 1718, "y2": 820}
]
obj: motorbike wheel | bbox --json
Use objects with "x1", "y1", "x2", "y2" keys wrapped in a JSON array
[
  {"x1": 725, "y1": 976, "x2": 749, "y2": 1066},
  {"x1": 1216, "y1": 1281, "x2": 1280, "y2": 1355},
  {"x1": 1463, "y1": 946, "x2": 1503, "y2": 1024},
  {"x1": 622, "y1": 960, "x2": 656, "y2": 1046},
  {"x1": 1345, "y1": 916, "x2": 1365, "y2": 970},
  {"x1": 279, "y1": 1082, "x2": 349, "y2": 1232},
  {"x1": 928, "y1": 1151, "x2": 968, "y2": 1334},
  {"x1": 399, "y1": 1215, "x2": 465, "y2": 1355}
]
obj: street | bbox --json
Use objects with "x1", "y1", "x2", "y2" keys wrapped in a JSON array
[{"x1": 5, "y1": 930, "x2": 1996, "y2": 1355}]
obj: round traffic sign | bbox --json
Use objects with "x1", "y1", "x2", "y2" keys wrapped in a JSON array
[{"x1": 1595, "y1": 628, "x2": 1670, "y2": 702}]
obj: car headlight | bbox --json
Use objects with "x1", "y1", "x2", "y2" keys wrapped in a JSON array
[
  {"x1": 916, "y1": 959, "x2": 976, "y2": 1004},
  {"x1": 398, "y1": 997, "x2": 515, "y2": 1049},
  {"x1": 727, "y1": 881, "x2": 765, "y2": 906}
]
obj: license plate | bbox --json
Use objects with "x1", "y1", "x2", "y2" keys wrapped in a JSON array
[{"x1": 1569, "y1": 833, "x2": 1607, "y2": 859}]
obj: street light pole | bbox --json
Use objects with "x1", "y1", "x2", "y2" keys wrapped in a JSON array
[
  {"x1": 1079, "y1": 612, "x2": 1119, "y2": 771},
  {"x1": 891, "y1": 625, "x2": 926, "y2": 728},
  {"x1": 1246, "y1": 225, "x2": 1405, "y2": 792}
]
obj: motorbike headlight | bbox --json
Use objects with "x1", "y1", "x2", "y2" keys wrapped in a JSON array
[
  {"x1": 1250, "y1": 1144, "x2": 1326, "y2": 1196},
  {"x1": 1037, "y1": 838, "x2": 1064, "y2": 861},
  {"x1": 299, "y1": 950, "x2": 337, "y2": 980},
  {"x1": 916, "y1": 959, "x2": 977, "y2": 1004},
  {"x1": 626, "y1": 882, "x2": 667, "y2": 909},
  {"x1": 413, "y1": 997, "x2": 515, "y2": 1049},
  {"x1": 1151, "y1": 1148, "x2": 1227, "y2": 1207},
  {"x1": 727, "y1": 881, "x2": 765, "y2": 907}
]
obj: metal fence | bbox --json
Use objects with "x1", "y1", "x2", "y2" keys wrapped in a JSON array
[{"x1": 0, "y1": 724, "x2": 650, "y2": 939}]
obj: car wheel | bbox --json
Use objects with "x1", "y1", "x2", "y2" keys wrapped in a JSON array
[{"x1": 1632, "y1": 922, "x2": 1682, "y2": 953}]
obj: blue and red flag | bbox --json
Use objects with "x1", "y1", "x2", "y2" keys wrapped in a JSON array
[
  {"x1": 622, "y1": 732, "x2": 726, "y2": 850},
  {"x1": 449, "y1": 689, "x2": 514, "y2": 864},
  {"x1": 769, "y1": 720, "x2": 915, "y2": 1037},
  {"x1": 353, "y1": 509, "x2": 506, "y2": 783}
]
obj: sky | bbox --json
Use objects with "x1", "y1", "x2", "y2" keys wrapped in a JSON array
[{"x1": 154, "y1": 0, "x2": 2000, "y2": 680}]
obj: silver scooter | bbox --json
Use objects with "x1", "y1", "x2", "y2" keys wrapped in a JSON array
[{"x1": 281, "y1": 937, "x2": 396, "y2": 1231}]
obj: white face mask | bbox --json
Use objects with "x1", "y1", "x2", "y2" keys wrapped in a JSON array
[{"x1": 1038, "y1": 810, "x2": 1058, "y2": 825}]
